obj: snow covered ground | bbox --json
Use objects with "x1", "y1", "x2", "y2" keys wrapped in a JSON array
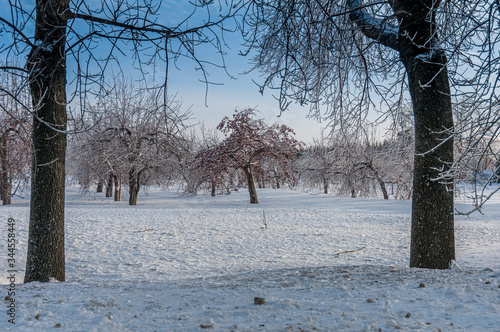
[{"x1": 0, "y1": 186, "x2": 499, "y2": 331}]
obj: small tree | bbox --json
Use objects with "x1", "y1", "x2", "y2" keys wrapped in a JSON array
[
  {"x1": 197, "y1": 109, "x2": 303, "y2": 203},
  {"x1": 2, "y1": 0, "x2": 242, "y2": 282},
  {"x1": 299, "y1": 133, "x2": 337, "y2": 194}
]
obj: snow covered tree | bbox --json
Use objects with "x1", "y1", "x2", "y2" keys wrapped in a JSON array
[
  {"x1": 1, "y1": 0, "x2": 242, "y2": 282},
  {"x1": 242, "y1": 0, "x2": 475, "y2": 269},
  {"x1": 196, "y1": 109, "x2": 303, "y2": 203},
  {"x1": 70, "y1": 79, "x2": 191, "y2": 205},
  {"x1": 376, "y1": 127, "x2": 414, "y2": 200},
  {"x1": 299, "y1": 133, "x2": 339, "y2": 195},
  {"x1": 299, "y1": 129, "x2": 389, "y2": 199}
]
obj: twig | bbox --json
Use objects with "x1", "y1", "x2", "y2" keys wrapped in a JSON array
[
  {"x1": 134, "y1": 228, "x2": 155, "y2": 233},
  {"x1": 336, "y1": 246, "x2": 366, "y2": 255}
]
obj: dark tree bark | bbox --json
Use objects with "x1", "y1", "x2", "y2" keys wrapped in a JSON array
[
  {"x1": 406, "y1": 52, "x2": 455, "y2": 268},
  {"x1": 322, "y1": 174, "x2": 329, "y2": 194},
  {"x1": 243, "y1": 165, "x2": 259, "y2": 204},
  {"x1": 0, "y1": 142, "x2": 11, "y2": 205},
  {"x1": 394, "y1": 1, "x2": 455, "y2": 269},
  {"x1": 349, "y1": 0, "x2": 454, "y2": 268},
  {"x1": 366, "y1": 163, "x2": 389, "y2": 200},
  {"x1": 211, "y1": 178, "x2": 216, "y2": 197},
  {"x1": 105, "y1": 173, "x2": 113, "y2": 197},
  {"x1": 96, "y1": 179, "x2": 103, "y2": 193},
  {"x1": 24, "y1": 0, "x2": 69, "y2": 282},
  {"x1": 378, "y1": 178, "x2": 389, "y2": 201},
  {"x1": 128, "y1": 167, "x2": 141, "y2": 205},
  {"x1": 113, "y1": 174, "x2": 121, "y2": 201}
]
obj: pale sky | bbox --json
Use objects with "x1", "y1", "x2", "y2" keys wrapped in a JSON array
[
  {"x1": 167, "y1": 43, "x2": 326, "y2": 143},
  {"x1": 157, "y1": 1, "x2": 326, "y2": 143}
]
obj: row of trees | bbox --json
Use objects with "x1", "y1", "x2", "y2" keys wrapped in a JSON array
[
  {"x1": 69, "y1": 79, "x2": 192, "y2": 205},
  {"x1": 68, "y1": 86, "x2": 416, "y2": 204},
  {"x1": 299, "y1": 129, "x2": 413, "y2": 200},
  {"x1": 4, "y1": 78, "x2": 494, "y2": 206},
  {"x1": 1, "y1": 69, "x2": 415, "y2": 205},
  {"x1": 70, "y1": 101, "x2": 304, "y2": 205}
]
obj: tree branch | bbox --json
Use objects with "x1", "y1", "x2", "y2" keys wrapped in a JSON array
[{"x1": 346, "y1": 0, "x2": 399, "y2": 51}]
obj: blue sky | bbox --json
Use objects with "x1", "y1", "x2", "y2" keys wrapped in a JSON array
[
  {"x1": 0, "y1": 0, "x2": 324, "y2": 142},
  {"x1": 156, "y1": 1, "x2": 325, "y2": 142},
  {"x1": 166, "y1": 35, "x2": 325, "y2": 143}
]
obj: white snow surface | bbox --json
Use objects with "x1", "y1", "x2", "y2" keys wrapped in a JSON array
[{"x1": 1, "y1": 186, "x2": 499, "y2": 331}]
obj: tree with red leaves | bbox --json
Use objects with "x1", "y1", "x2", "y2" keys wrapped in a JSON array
[{"x1": 196, "y1": 109, "x2": 303, "y2": 204}]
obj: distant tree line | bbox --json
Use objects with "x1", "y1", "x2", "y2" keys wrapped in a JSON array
[
  {"x1": 3, "y1": 74, "x2": 499, "y2": 207},
  {"x1": 66, "y1": 83, "x2": 419, "y2": 204}
]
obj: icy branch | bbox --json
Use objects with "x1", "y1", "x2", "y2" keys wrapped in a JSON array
[{"x1": 346, "y1": 0, "x2": 399, "y2": 51}]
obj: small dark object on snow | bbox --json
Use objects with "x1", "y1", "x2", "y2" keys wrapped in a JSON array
[
  {"x1": 200, "y1": 324, "x2": 213, "y2": 329},
  {"x1": 35, "y1": 313, "x2": 42, "y2": 320},
  {"x1": 4, "y1": 296, "x2": 10, "y2": 301},
  {"x1": 254, "y1": 297, "x2": 265, "y2": 305},
  {"x1": 54, "y1": 323, "x2": 61, "y2": 328},
  {"x1": 405, "y1": 312, "x2": 411, "y2": 318},
  {"x1": 419, "y1": 283, "x2": 426, "y2": 288},
  {"x1": 366, "y1": 298, "x2": 376, "y2": 303},
  {"x1": 485, "y1": 280, "x2": 491, "y2": 284}
]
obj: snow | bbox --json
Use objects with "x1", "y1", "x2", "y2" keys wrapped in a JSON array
[{"x1": 1, "y1": 186, "x2": 499, "y2": 331}]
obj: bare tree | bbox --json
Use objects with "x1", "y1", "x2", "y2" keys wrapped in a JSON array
[
  {"x1": 70, "y1": 78, "x2": 193, "y2": 205},
  {"x1": 1, "y1": 0, "x2": 242, "y2": 282},
  {"x1": 298, "y1": 132, "x2": 336, "y2": 194},
  {"x1": 299, "y1": 128, "x2": 389, "y2": 199},
  {"x1": 242, "y1": 0, "x2": 486, "y2": 268}
]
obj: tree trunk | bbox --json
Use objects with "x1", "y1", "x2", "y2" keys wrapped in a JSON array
[
  {"x1": 129, "y1": 167, "x2": 141, "y2": 205},
  {"x1": 211, "y1": 178, "x2": 216, "y2": 197},
  {"x1": 346, "y1": 174, "x2": 356, "y2": 198},
  {"x1": 367, "y1": 163, "x2": 388, "y2": 200},
  {"x1": 397, "y1": 1, "x2": 455, "y2": 269},
  {"x1": 323, "y1": 174, "x2": 328, "y2": 194},
  {"x1": 113, "y1": 174, "x2": 121, "y2": 201},
  {"x1": 378, "y1": 179, "x2": 389, "y2": 200},
  {"x1": 405, "y1": 55, "x2": 455, "y2": 269},
  {"x1": 96, "y1": 179, "x2": 103, "y2": 193},
  {"x1": 347, "y1": 0, "x2": 455, "y2": 270},
  {"x1": 243, "y1": 166, "x2": 259, "y2": 204},
  {"x1": 105, "y1": 173, "x2": 113, "y2": 197},
  {"x1": 0, "y1": 143, "x2": 11, "y2": 205},
  {"x1": 24, "y1": 0, "x2": 69, "y2": 283}
]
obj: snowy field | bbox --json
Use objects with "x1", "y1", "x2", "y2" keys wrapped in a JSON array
[{"x1": 0, "y1": 185, "x2": 499, "y2": 331}]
